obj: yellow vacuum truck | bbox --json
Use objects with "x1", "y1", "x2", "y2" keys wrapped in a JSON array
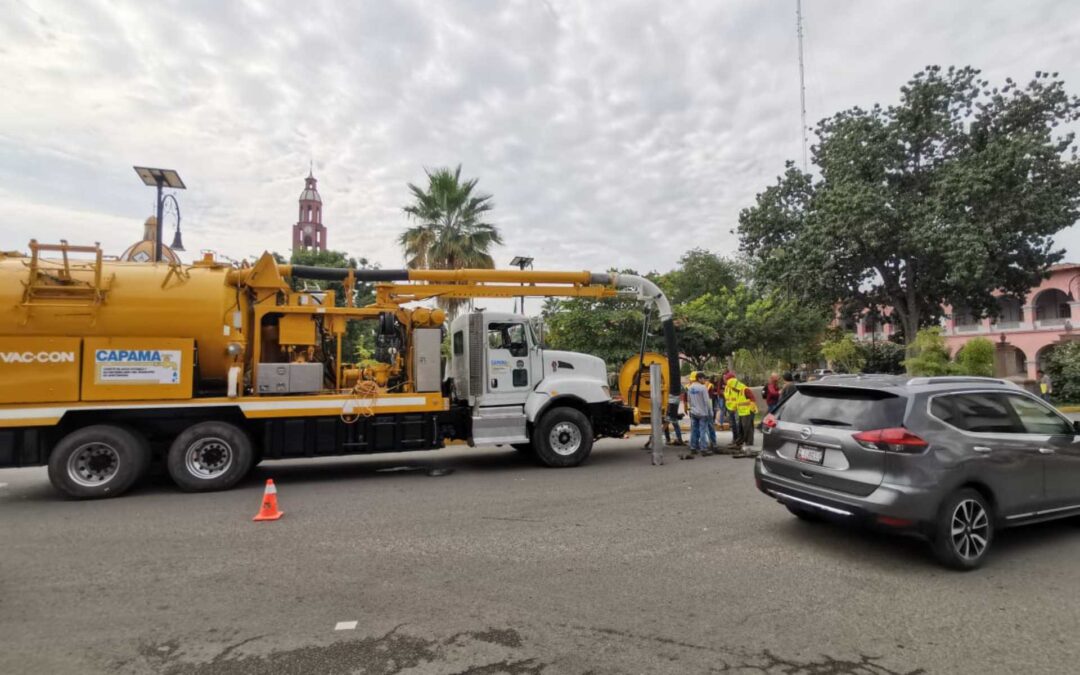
[{"x1": 0, "y1": 240, "x2": 680, "y2": 498}]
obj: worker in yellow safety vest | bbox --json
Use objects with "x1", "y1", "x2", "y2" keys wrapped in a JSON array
[
  {"x1": 734, "y1": 380, "x2": 760, "y2": 457},
  {"x1": 731, "y1": 375, "x2": 759, "y2": 458},
  {"x1": 723, "y1": 374, "x2": 742, "y2": 448}
]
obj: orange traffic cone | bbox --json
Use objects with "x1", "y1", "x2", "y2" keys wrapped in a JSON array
[{"x1": 252, "y1": 479, "x2": 284, "y2": 521}]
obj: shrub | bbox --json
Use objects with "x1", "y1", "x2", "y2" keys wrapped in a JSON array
[
  {"x1": 954, "y1": 338, "x2": 995, "y2": 377},
  {"x1": 1043, "y1": 341, "x2": 1080, "y2": 402},
  {"x1": 903, "y1": 327, "x2": 953, "y2": 376},
  {"x1": 820, "y1": 334, "x2": 865, "y2": 374}
]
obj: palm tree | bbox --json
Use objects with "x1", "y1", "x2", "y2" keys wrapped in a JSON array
[{"x1": 399, "y1": 165, "x2": 503, "y2": 315}]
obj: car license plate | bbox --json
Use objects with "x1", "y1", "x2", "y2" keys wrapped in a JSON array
[{"x1": 796, "y1": 444, "x2": 825, "y2": 465}]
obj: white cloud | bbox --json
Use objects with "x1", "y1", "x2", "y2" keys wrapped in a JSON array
[{"x1": 1, "y1": 0, "x2": 1078, "y2": 275}]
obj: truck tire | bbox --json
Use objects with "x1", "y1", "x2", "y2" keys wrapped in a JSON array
[
  {"x1": 48, "y1": 425, "x2": 149, "y2": 499},
  {"x1": 534, "y1": 407, "x2": 593, "y2": 467},
  {"x1": 167, "y1": 421, "x2": 254, "y2": 492}
]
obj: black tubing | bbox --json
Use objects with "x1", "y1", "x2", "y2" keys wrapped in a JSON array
[
  {"x1": 289, "y1": 266, "x2": 409, "y2": 282},
  {"x1": 661, "y1": 318, "x2": 680, "y2": 418}
]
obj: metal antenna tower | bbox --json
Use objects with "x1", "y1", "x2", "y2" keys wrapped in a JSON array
[{"x1": 796, "y1": 0, "x2": 808, "y2": 171}]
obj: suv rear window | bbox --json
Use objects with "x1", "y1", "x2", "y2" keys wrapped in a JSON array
[{"x1": 778, "y1": 386, "x2": 906, "y2": 430}]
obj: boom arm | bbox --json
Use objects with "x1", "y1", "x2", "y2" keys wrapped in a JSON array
[{"x1": 278, "y1": 264, "x2": 682, "y2": 419}]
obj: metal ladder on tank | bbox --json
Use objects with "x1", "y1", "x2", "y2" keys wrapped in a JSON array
[{"x1": 19, "y1": 240, "x2": 113, "y2": 315}]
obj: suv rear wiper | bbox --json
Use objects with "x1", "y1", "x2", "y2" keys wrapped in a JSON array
[{"x1": 806, "y1": 417, "x2": 852, "y2": 427}]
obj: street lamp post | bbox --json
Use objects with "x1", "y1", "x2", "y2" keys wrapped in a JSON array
[
  {"x1": 162, "y1": 194, "x2": 184, "y2": 252},
  {"x1": 509, "y1": 256, "x2": 534, "y2": 314},
  {"x1": 133, "y1": 166, "x2": 186, "y2": 262}
]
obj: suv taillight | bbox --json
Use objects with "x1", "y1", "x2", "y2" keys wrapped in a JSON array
[
  {"x1": 852, "y1": 427, "x2": 928, "y2": 453},
  {"x1": 762, "y1": 413, "x2": 778, "y2": 430}
]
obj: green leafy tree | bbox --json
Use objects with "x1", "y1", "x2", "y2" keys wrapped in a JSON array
[
  {"x1": 820, "y1": 334, "x2": 866, "y2": 373},
  {"x1": 733, "y1": 347, "x2": 787, "y2": 386},
  {"x1": 858, "y1": 341, "x2": 907, "y2": 374},
  {"x1": 540, "y1": 253, "x2": 828, "y2": 374},
  {"x1": 903, "y1": 328, "x2": 954, "y2": 376},
  {"x1": 679, "y1": 285, "x2": 828, "y2": 370},
  {"x1": 955, "y1": 337, "x2": 995, "y2": 376},
  {"x1": 399, "y1": 165, "x2": 503, "y2": 316},
  {"x1": 657, "y1": 249, "x2": 740, "y2": 305},
  {"x1": 541, "y1": 295, "x2": 661, "y2": 371},
  {"x1": 739, "y1": 66, "x2": 1080, "y2": 344},
  {"x1": 1044, "y1": 342, "x2": 1080, "y2": 402}
]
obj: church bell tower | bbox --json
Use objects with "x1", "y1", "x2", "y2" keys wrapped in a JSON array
[{"x1": 292, "y1": 168, "x2": 326, "y2": 252}]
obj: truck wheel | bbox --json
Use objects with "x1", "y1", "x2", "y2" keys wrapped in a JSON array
[
  {"x1": 534, "y1": 407, "x2": 593, "y2": 467},
  {"x1": 48, "y1": 425, "x2": 149, "y2": 499},
  {"x1": 167, "y1": 421, "x2": 254, "y2": 492}
]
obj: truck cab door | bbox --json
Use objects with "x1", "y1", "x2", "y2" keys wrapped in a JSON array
[{"x1": 484, "y1": 321, "x2": 532, "y2": 406}]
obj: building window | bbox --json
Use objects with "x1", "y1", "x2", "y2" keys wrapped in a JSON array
[{"x1": 1034, "y1": 289, "x2": 1072, "y2": 323}]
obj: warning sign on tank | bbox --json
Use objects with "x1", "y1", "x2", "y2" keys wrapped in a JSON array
[{"x1": 94, "y1": 349, "x2": 182, "y2": 385}]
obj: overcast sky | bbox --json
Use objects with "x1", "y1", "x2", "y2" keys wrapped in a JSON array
[{"x1": 2, "y1": 0, "x2": 1078, "y2": 275}]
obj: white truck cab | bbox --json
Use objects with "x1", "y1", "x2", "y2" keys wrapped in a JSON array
[{"x1": 448, "y1": 310, "x2": 634, "y2": 466}]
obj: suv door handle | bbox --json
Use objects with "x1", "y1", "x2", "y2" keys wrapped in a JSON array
[
  {"x1": 973, "y1": 446, "x2": 992, "y2": 453},
  {"x1": 1038, "y1": 447, "x2": 1056, "y2": 455}
]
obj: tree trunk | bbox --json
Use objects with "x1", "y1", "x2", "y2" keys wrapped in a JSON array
[{"x1": 900, "y1": 307, "x2": 921, "y2": 374}]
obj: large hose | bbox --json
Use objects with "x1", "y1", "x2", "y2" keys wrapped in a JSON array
[
  {"x1": 591, "y1": 273, "x2": 681, "y2": 420},
  {"x1": 288, "y1": 266, "x2": 408, "y2": 282}
]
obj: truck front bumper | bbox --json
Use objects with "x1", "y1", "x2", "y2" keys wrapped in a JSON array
[{"x1": 591, "y1": 401, "x2": 636, "y2": 438}]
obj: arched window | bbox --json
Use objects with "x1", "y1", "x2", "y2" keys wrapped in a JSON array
[
  {"x1": 1036, "y1": 344, "x2": 1057, "y2": 374},
  {"x1": 1034, "y1": 289, "x2": 1072, "y2": 325}
]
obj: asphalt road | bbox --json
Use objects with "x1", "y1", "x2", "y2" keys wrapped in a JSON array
[{"x1": 2, "y1": 434, "x2": 1079, "y2": 675}]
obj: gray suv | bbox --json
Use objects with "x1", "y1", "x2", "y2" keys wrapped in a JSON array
[{"x1": 754, "y1": 375, "x2": 1080, "y2": 570}]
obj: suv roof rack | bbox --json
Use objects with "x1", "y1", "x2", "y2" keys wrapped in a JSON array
[
  {"x1": 905, "y1": 376, "x2": 1020, "y2": 388},
  {"x1": 816, "y1": 373, "x2": 903, "y2": 381}
]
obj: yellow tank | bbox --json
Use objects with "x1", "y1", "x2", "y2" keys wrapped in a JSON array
[{"x1": 0, "y1": 249, "x2": 242, "y2": 383}]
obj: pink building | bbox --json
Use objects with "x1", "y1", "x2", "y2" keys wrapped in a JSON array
[{"x1": 847, "y1": 263, "x2": 1080, "y2": 381}]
